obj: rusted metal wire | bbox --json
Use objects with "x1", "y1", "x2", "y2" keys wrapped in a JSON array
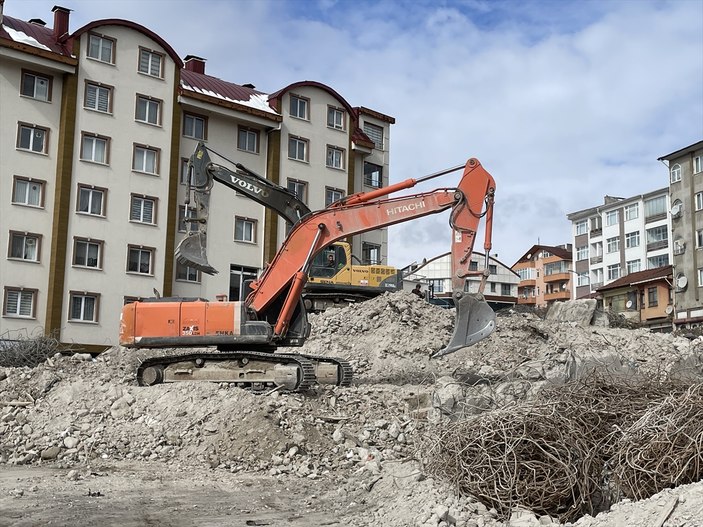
[
  {"x1": 422, "y1": 374, "x2": 702, "y2": 522},
  {"x1": 0, "y1": 330, "x2": 78, "y2": 368}
]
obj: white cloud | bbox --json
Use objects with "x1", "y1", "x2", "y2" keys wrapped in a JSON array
[{"x1": 7, "y1": 0, "x2": 702, "y2": 268}]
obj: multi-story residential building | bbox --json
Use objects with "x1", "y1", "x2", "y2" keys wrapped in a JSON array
[
  {"x1": 403, "y1": 252, "x2": 519, "y2": 310},
  {"x1": 0, "y1": 6, "x2": 394, "y2": 349},
  {"x1": 567, "y1": 189, "x2": 671, "y2": 301},
  {"x1": 658, "y1": 141, "x2": 703, "y2": 327},
  {"x1": 512, "y1": 244, "x2": 573, "y2": 308}
]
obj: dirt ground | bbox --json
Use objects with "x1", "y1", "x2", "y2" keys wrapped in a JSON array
[{"x1": 2, "y1": 292, "x2": 703, "y2": 527}]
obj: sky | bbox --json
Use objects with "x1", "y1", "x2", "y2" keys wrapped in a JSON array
[{"x1": 5, "y1": 0, "x2": 703, "y2": 268}]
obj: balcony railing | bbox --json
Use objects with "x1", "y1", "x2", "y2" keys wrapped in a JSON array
[
  {"x1": 589, "y1": 228, "x2": 602, "y2": 238},
  {"x1": 647, "y1": 240, "x2": 668, "y2": 251},
  {"x1": 544, "y1": 290, "x2": 571, "y2": 301},
  {"x1": 518, "y1": 297, "x2": 537, "y2": 305},
  {"x1": 590, "y1": 255, "x2": 603, "y2": 265},
  {"x1": 544, "y1": 272, "x2": 571, "y2": 283}
]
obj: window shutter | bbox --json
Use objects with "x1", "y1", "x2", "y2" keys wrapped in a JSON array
[
  {"x1": 86, "y1": 85, "x2": 97, "y2": 109},
  {"x1": 97, "y1": 88, "x2": 108, "y2": 112},
  {"x1": 143, "y1": 199, "x2": 153, "y2": 222},
  {"x1": 19, "y1": 291, "x2": 32, "y2": 316},
  {"x1": 151, "y1": 54, "x2": 160, "y2": 76},
  {"x1": 131, "y1": 198, "x2": 142, "y2": 220},
  {"x1": 7, "y1": 291, "x2": 19, "y2": 314},
  {"x1": 139, "y1": 51, "x2": 150, "y2": 73}
]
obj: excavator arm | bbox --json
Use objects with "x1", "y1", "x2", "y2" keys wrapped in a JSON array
[
  {"x1": 181, "y1": 156, "x2": 497, "y2": 357},
  {"x1": 176, "y1": 143, "x2": 312, "y2": 274}
]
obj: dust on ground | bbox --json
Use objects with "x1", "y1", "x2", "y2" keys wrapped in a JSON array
[{"x1": 1, "y1": 292, "x2": 703, "y2": 526}]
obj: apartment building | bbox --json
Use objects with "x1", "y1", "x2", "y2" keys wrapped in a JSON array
[
  {"x1": 512, "y1": 244, "x2": 573, "y2": 308},
  {"x1": 658, "y1": 141, "x2": 703, "y2": 327},
  {"x1": 403, "y1": 252, "x2": 519, "y2": 310},
  {"x1": 567, "y1": 189, "x2": 671, "y2": 301},
  {"x1": 0, "y1": 6, "x2": 394, "y2": 349}
]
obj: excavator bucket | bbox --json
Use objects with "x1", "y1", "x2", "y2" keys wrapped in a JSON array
[
  {"x1": 175, "y1": 232, "x2": 218, "y2": 275},
  {"x1": 432, "y1": 293, "x2": 495, "y2": 358}
]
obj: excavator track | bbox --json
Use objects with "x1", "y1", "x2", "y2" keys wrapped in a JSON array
[
  {"x1": 136, "y1": 351, "x2": 317, "y2": 392},
  {"x1": 296, "y1": 354, "x2": 353, "y2": 387}
]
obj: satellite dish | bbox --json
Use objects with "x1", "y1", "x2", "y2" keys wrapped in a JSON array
[
  {"x1": 670, "y1": 203, "x2": 682, "y2": 218},
  {"x1": 625, "y1": 300, "x2": 633, "y2": 309},
  {"x1": 665, "y1": 305, "x2": 674, "y2": 315},
  {"x1": 677, "y1": 275, "x2": 688, "y2": 289}
]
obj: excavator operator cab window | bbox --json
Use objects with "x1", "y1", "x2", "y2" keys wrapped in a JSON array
[{"x1": 310, "y1": 246, "x2": 346, "y2": 278}]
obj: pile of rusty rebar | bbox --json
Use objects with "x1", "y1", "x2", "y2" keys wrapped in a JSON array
[
  {"x1": 0, "y1": 332, "x2": 73, "y2": 368},
  {"x1": 422, "y1": 374, "x2": 703, "y2": 522}
]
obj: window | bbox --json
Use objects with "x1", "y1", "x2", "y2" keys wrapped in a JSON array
[
  {"x1": 325, "y1": 187, "x2": 344, "y2": 207},
  {"x1": 87, "y1": 33, "x2": 114, "y2": 63},
  {"x1": 576, "y1": 246, "x2": 588, "y2": 261},
  {"x1": 73, "y1": 238, "x2": 102, "y2": 269},
  {"x1": 501, "y1": 283, "x2": 512, "y2": 296},
  {"x1": 9, "y1": 232, "x2": 40, "y2": 262},
  {"x1": 80, "y1": 133, "x2": 109, "y2": 164},
  {"x1": 575, "y1": 220, "x2": 587, "y2": 235},
  {"x1": 289, "y1": 94, "x2": 309, "y2": 120},
  {"x1": 606, "y1": 210, "x2": 619, "y2": 226},
  {"x1": 77, "y1": 185, "x2": 105, "y2": 216},
  {"x1": 3, "y1": 288, "x2": 36, "y2": 318},
  {"x1": 363, "y1": 122, "x2": 383, "y2": 149},
  {"x1": 234, "y1": 217, "x2": 256, "y2": 243},
  {"x1": 591, "y1": 241, "x2": 603, "y2": 257},
  {"x1": 627, "y1": 259, "x2": 641, "y2": 274},
  {"x1": 178, "y1": 206, "x2": 197, "y2": 232},
  {"x1": 21, "y1": 70, "x2": 51, "y2": 101},
  {"x1": 17, "y1": 123, "x2": 48, "y2": 153},
  {"x1": 606, "y1": 237, "x2": 620, "y2": 253},
  {"x1": 694, "y1": 156, "x2": 702, "y2": 175},
  {"x1": 130, "y1": 195, "x2": 156, "y2": 224},
  {"x1": 607, "y1": 264, "x2": 620, "y2": 281},
  {"x1": 364, "y1": 162, "x2": 382, "y2": 188},
  {"x1": 327, "y1": 106, "x2": 345, "y2": 130},
  {"x1": 647, "y1": 287, "x2": 658, "y2": 307},
  {"x1": 136, "y1": 96, "x2": 161, "y2": 125},
  {"x1": 647, "y1": 254, "x2": 669, "y2": 269},
  {"x1": 326, "y1": 146, "x2": 344, "y2": 169},
  {"x1": 238, "y1": 126, "x2": 259, "y2": 153},
  {"x1": 288, "y1": 136, "x2": 308, "y2": 162},
  {"x1": 697, "y1": 229, "x2": 703, "y2": 249},
  {"x1": 85, "y1": 82, "x2": 112, "y2": 113},
  {"x1": 696, "y1": 192, "x2": 703, "y2": 211},
  {"x1": 489, "y1": 264, "x2": 498, "y2": 275},
  {"x1": 670, "y1": 164, "x2": 682, "y2": 182},
  {"x1": 138, "y1": 48, "x2": 163, "y2": 77},
  {"x1": 646, "y1": 225, "x2": 668, "y2": 246},
  {"x1": 625, "y1": 231, "x2": 640, "y2": 248},
  {"x1": 133, "y1": 145, "x2": 159, "y2": 174},
  {"x1": 592, "y1": 268, "x2": 604, "y2": 285},
  {"x1": 624, "y1": 204, "x2": 639, "y2": 221},
  {"x1": 69, "y1": 292, "x2": 99, "y2": 322},
  {"x1": 176, "y1": 263, "x2": 200, "y2": 283},
  {"x1": 590, "y1": 216, "x2": 602, "y2": 232},
  {"x1": 577, "y1": 272, "x2": 589, "y2": 287},
  {"x1": 287, "y1": 179, "x2": 307, "y2": 203},
  {"x1": 183, "y1": 113, "x2": 207, "y2": 140},
  {"x1": 645, "y1": 196, "x2": 666, "y2": 218},
  {"x1": 127, "y1": 246, "x2": 153, "y2": 274},
  {"x1": 362, "y1": 243, "x2": 381, "y2": 265},
  {"x1": 12, "y1": 177, "x2": 44, "y2": 207},
  {"x1": 470, "y1": 261, "x2": 479, "y2": 272}
]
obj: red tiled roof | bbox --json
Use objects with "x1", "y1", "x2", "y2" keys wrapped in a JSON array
[
  {"x1": 514, "y1": 244, "x2": 572, "y2": 264},
  {"x1": 597, "y1": 265, "x2": 672, "y2": 292},
  {"x1": 0, "y1": 14, "x2": 72, "y2": 56}
]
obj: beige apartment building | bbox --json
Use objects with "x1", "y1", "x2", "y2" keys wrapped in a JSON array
[
  {"x1": 0, "y1": 6, "x2": 394, "y2": 349},
  {"x1": 512, "y1": 244, "x2": 573, "y2": 308}
]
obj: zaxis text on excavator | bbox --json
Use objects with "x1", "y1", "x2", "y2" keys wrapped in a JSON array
[{"x1": 119, "y1": 145, "x2": 498, "y2": 392}]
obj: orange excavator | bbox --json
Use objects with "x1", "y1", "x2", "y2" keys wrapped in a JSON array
[{"x1": 119, "y1": 152, "x2": 497, "y2": 391}]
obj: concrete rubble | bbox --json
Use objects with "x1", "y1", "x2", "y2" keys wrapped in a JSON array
[{"x1": 1, "y1": 292, "x2": 702, "y2": 526}]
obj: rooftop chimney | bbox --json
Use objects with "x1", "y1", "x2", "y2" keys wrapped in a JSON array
[
  {"x1": 242, "y1": 83, "x2": 256, "y2": 89},
  {"x1": 184, "y1": 55, "x2": 206, "y2": 75},
  {"x1": 52, "y1": 5, "x2": 70, "y2": 41},
  {"x1": 29, "y1": 18, "x2": 47, "y2": 26}
]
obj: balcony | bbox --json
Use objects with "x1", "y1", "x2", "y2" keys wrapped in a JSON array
[
  {"x1": 589, "y1": 228, "x2": 602, "y2": 238},
  {"x1": 544, "y1": 290, "x2": 571, "y2": 301},
  {"x1": 518, "y1": 297, "x2": 537, "y2": 305},
  {"x1": 519, "y1": 279, "x2": 536, "y2": 286},
  {"x1": 544, "y1": 272, "x2": 570, "y2": 283},
  {"x1": 647, "y1": 240, "x2": 668, "y2": 252},
  {"x1": 590, "y1": 255, "x2": 603, "y2": 265}
]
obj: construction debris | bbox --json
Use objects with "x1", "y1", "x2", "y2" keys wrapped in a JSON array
[{"x1": 1, "y1": 292, "x2": 702, "y2": 527}]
